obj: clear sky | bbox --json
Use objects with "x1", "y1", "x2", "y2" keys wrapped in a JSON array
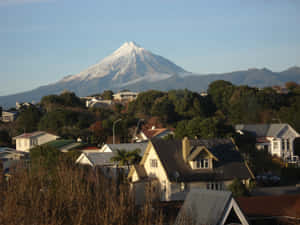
[{"x1": 1, "y1": 0, "x2": 300, "y2": 95}]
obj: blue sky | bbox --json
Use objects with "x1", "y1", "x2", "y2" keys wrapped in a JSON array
[{"x1": 1, "y1": 0, "x2": 300, "y2": 95}]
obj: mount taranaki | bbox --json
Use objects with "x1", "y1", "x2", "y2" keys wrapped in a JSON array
[{"x1": 1, "y1": 41, "x2": 300, "y2": 108}]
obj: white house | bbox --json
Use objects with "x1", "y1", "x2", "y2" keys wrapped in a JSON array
[
  {"x1": 235, "y1": 124, "x2": 300, "y2": 162},
  {"x1": 128, "y1": 138, "x2": 253, "y2": 202},
  {"x1": 13, "y1": 131, "x2": 59, "y2": 152},
  {"x1": 175, "y1": 189, "x2": 249, "y2": 225},
  {"x1": 113, "y1": 91, "x2": 138, "y2": 102},
  {"x1": 1, "y1": 111, "x2": 18, "y2": 122},
  {"x1": 76, "y1": 152, "x2": 124, "y2": 177},
  {"x1": 85, "y1": 98, "x2": 112, "y2": 108}
]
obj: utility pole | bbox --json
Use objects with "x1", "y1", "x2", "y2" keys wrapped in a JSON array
[{"x1": 113, "y1": 118, "x2": 122, "y2": 144}]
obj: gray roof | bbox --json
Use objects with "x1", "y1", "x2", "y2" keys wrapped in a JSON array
[
  {"x1": 235, "y1": 123, "x2": 292, "y2": 138},
  {"x1": 150, "y1": 138, "x2": 252, "y2": 182},
  {"x1": 85, "y1": 152, "x2": 115, "y2": 166},
  {"x1": 175, "y1": 189, "x2": 233, "y2": 225},
  {"x1": 105, "y1": 143, "x2": 148, "y2": 156}
]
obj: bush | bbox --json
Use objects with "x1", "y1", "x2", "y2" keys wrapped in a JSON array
[{"x1": 228, "y1": 178, "x2": 249, "y2": 197}]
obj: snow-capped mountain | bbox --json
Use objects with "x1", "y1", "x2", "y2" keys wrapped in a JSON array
[
  {"x1": 1, "y1": 41, "x2": 300, "y2": 108},
  {"x1": 60, "y1": 41, "x2": 189, "y2": 86}
]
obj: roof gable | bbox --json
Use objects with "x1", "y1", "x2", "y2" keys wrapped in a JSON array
[
  {"x1": 150, "y1": 138, "x2": 252, "y2": 182},
  {"x1": 175, "y1": 189, "x2": 249, "y2": 225},
  {"x1": 235, "y1": 123, "x2": 299, "y2": 138},
  {"x1": 187, "y1": 146, "x2": 219, "y2": 161}
]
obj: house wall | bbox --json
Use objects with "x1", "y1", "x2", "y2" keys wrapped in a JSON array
[
  {"x1": 36, "y1": 133, "x2": 58, "y2": 146},
  {"x1": 16, "y1": 133, "x2": 58, "y2": 152},
  {"x1": 16, "y1": 138, "x2": 31, "y2": 152},
  {"x1": 143, "y1": 145, "x2": 171, "y2": 200},
  {"x1": 266, "y1": 125, "x2": 299, "y2": 160},
  {"x1": 131, "y1": 170, "x2": 139, "y2": 182}
]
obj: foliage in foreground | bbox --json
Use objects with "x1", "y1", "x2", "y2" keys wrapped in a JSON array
[{"x1": 0, "y1": 161, "x2": 163, "y2": 225}]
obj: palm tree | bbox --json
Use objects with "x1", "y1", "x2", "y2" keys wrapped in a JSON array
[{"x1": 110, "y1": 148, "x2": 142, "y2": 171}]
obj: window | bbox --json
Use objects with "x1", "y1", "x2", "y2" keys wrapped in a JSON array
[
  {"x1": 273, "y1": 141, "x2": 279, "y2": 150},
  {"x1": 196, "y1": 159, "x2": 209, "y2": 168},
  {"x1": 150, "y1": 159, "x2": 158, "y2": 168},
  {"x1": 281, "y1": 139, "x2": 285, "y2": 150},
  {"x1": 286, "y1": 139, "x2": 290, "y2": 150},
  {"x1": 207, "y1": 182, "x2": 222, "y2": 190}
]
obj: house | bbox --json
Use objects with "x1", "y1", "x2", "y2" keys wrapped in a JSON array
[
  {"x1": 128, "y1": 138, "x2": 253, "y2": 202},
  {"x1": 133, "y1": 127, "x2": 174, "y2": 143},
  {"x1": 100, "y1": 143, "x2": 148, "y2": 156},
  {"x1": 175, "y1": 189, "x2": 249, "y2": 225},
  {"x1": 85, "y1": 98, "x2": 112, "y2": 108},
  {"x1": 113, "y1": 91, "x2": 138, "y2": 102},
  {"x1": 0, "y1": 147, "x2": 27, "y2": 172},
  {"x1": 76, "y1": 152, "x2": 122, "y2": 177},
  {"x1": 13, "y1": 131, "x2": 59, "y2": 152},
  {"x1": 1, "y1": 111, "x2": 18, "y2": 122},
  {"x1": 235, "y1": 123, "x2": 300, "y2": 162}
]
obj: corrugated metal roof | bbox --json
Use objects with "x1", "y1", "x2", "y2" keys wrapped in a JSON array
[
  {"x1": 175, "y1": 189, "x2": 232, "y2": 225},
  {"x1": 235, "y1": 124, "x2": 290, "y2": 137},
  {"x1": 105, "y1": 143, "x2": 148, "y2": 156},
  {"x1": 85, "y1": 152, "x2": 114, "y2": 166}
]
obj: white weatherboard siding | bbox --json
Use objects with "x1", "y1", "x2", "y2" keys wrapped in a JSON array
[
  {"x1": 15, "y1": 133, "x2": 58, "y2": 152},
  {"x1": 75, "y1": 154, "x2": 93, "y2": 166},
  {"x1": 144, "y1": 145, "x2": 171, "y2": 201},
  {"x1": 16, "y1": 138, "x2": 30, "y2": 152}
]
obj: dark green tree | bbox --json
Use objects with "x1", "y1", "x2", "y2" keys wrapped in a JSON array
[
  {"x1": 101, "y1": 90, "x2": 114, "y2": 100},
  {"x1": 15, "y1": 105, "x2": 42, "y2": 133},
  {"x1": 0, "y1": 130, "x2": 10, "y2": 147}
]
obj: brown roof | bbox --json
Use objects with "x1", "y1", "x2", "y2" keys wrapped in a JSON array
[
  {"x1": 237, "y1": 195, "x2": 300, "y2": 218},
  {"x1": 150, "y1": 138, "x2": 252, "y2": 182},
  {"x1": 142, "y1": 128, "x2": 169, "y2": 138}
]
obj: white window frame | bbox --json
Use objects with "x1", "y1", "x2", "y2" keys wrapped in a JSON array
[
  {"x1": 150, "y1": 159, "x2": 158, "y2": 168},
  {"x1": 196, "y1": 159, "x2": 209, "y2": 169}
]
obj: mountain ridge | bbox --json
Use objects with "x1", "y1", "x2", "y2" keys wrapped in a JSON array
[{"x1": 0, "y1": 42, "x2": 300, "y2": 108}]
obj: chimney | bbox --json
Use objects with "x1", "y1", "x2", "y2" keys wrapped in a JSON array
[{"x1": 182, "y1": 137, "x2": 190, "y2": 163}]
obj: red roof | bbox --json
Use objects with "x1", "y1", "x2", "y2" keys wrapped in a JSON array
[
  {"x1": 237, "y1": 194, "x2": 300, "y2": 218},
  {"x1": 81, "y1": 147, "x2": 100, "y2": 150},
  {"x1": 13, "y1": 131, "x2": 46, "y2": 139},
  {"x1": 142, "y1": 128, "x2": 169, "y2": 138}
]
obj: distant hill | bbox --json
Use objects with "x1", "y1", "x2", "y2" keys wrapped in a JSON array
[{"x1": 0, "y1": 41, "x2": 300, "y2": 108}]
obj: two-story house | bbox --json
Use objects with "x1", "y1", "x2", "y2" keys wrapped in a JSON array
[
  {"x1": 235, "y1": 124, "x2": 300, "y2": 162},
  {"x1": 13, "y1": 131, "x2": 59, "y2": 152},
  {"x1": 128, "y1": 138, "x2": 253, "y2": 202}
]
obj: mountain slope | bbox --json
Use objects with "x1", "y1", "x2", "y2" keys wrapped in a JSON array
[
  {"x1": 0, "y1": 41, "x2": 300, "y2": 108},
  {"x1": 60, "y1": 41, "x2": 188, "y2": 86}
]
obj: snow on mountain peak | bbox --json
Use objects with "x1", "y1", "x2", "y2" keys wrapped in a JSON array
[{"x1": 61, "y1": 41, "x2": 187, "y2": 83}]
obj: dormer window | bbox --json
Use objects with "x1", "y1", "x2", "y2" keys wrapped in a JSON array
[{"x1": 196, "y1": 159, "x2": 209, "y2": 169}]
